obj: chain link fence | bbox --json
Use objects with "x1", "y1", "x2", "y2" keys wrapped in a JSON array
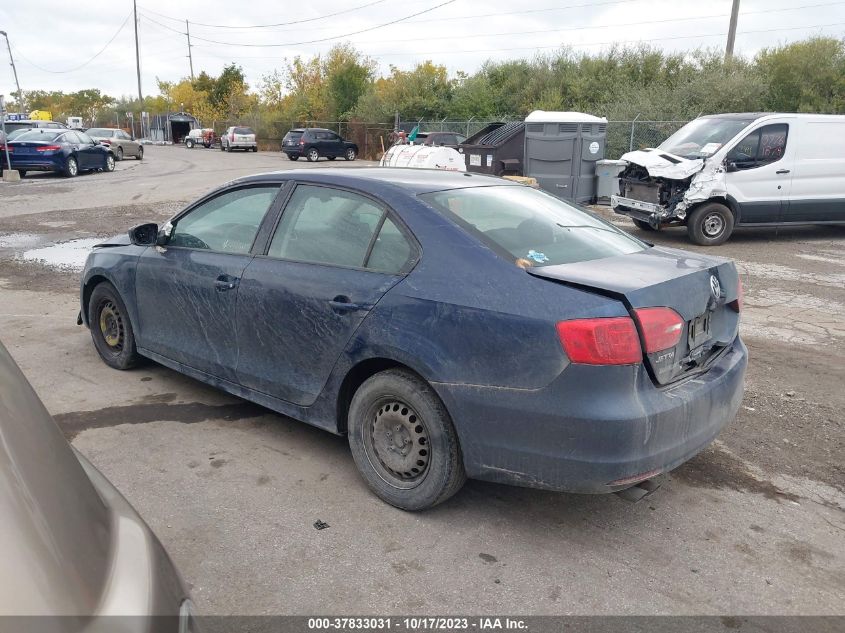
[
  {"x1": 399, "y1": 118, "x2": 519, "y2": 139},
  {"x1": 605, "y1": 119, "x2": 689, "y2": 158}
]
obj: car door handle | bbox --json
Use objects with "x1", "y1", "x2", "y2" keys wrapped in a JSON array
[
  {"x1": 329, "y1": 296, "x2": 368, "y2": 312},
  {"x1": 776, "y1": 169, "x2": 790, "y2": 174},
  {"x1": 214, "y1": 275, "x2": 239, "y2": 292}
]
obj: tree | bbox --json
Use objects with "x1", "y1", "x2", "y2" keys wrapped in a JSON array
[{"x1": 324, "y1": 43, "x2": 375, "y2": 119}]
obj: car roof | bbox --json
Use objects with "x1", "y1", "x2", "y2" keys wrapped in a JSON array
[{"x1": 234, "y1": 167, "x2": 520, "y2": 195}]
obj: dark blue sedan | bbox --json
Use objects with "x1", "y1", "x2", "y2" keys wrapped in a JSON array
[
  {"x1": 79, "y1": 168, "x2": 747, "y2": 510},
  {"x1": 2, "y1": 128, "x2": 115, "y2": 177}
]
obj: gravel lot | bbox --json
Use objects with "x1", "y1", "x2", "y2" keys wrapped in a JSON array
[{"x1": 0, "y1": 145, "x2": 842, "y2": 615}]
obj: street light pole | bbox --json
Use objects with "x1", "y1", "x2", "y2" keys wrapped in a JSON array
[
  {"x1": 0, "y1": 32, "x2": 23, "y2": 112},
  {"x1": 133, "y1": 0, "x2": 143, "y2": 101},
  {"x1": 725, "y1": 0, "x2": 741, "y2": 59}
]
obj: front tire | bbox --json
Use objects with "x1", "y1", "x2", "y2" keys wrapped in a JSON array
[
  {"x1": 347, "y1": 369, "x2": 466, "y2": 511},
  {"x1": 307, "y1": 148, "x2": 319, "y2": 162},
  {"x1": 88, "y1": 282, "x2": 141, "y2": 370},
  {"x1": 687, "y1": 202, "x2": 734, "y2": 246},
  {"x1": 345, "y1": 148, "x2": 357, "y2": 161},
  {"x1": 64, "y1": 156, "x2": 78, "y2": 178}
]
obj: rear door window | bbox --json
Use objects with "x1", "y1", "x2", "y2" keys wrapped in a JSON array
[
  {"x1": 170, "y1": 185, "x2": 280, "y2": 254},
  {"x1": 421, "y1": 186, "x2": 646, "y2": 267},
  {"x1": 268, "y1": 185, "x2": 385, "y2": 268},
  {"x1": 367, "y1": 217, "x2": 414, "y2": 273}
]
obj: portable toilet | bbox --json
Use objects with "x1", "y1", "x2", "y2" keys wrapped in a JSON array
[{"x1": 523, "y1": 111, "x2": 607, "y2": 203}]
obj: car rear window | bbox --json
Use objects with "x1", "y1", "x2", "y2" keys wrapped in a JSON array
[
  {"x1": 234, "y1": 127, "x2": 254, "y2": 135},
  {"x1": 86, "y1": 128, "x2": 112, "y2": 137},
  {"x1": 420, "y1": 186, "x2": 647, "y2": 267},
  {"x1": 12, "y1": 130, "x2": 64, "y2": 142},
  {"x1": 286, "y1": 130, "x2": 303, "y2": 140},
  {"x1": 4, "y1": 122, "x2": 32, "y2": 133}
]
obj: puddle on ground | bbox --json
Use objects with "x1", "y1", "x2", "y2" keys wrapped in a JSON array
[
  {"x1": 20, "y1": 237, "x2": 103, "y2": 271},
  {"x1": 0, "y1": 233, "x2": 44, "y2": 248}
]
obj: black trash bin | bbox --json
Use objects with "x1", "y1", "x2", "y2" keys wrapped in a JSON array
[{"x1": 460, "y1": 121, "x2": 525, "y2": 176}]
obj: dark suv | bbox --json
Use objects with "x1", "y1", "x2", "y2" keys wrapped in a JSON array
[{"x1": 282, "y1": 128, "x2": 358, "y2": 162}]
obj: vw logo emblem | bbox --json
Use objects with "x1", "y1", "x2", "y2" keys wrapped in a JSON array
[{"x1": 710, "y1": 275, "x2": 721, "y2": 300}]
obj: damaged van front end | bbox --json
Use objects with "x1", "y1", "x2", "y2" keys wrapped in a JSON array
[{"x1": 611, "y1": 149, "x2": 726, "y2": 228}]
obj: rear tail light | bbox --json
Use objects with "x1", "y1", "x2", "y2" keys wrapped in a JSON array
[
  {"x1": 299, "y1": 138, "x2": 305, "y2": 145},
  {"x1": 0, "y1": 144, "x2": 13, "y2": 153},
  {"x1": 633, "y1": 307, "x2": 684, "y2": 353},
  {"x1": 556, "y1": 317, "x2": 643, "y2": 365},
  {"x1": 36, "y1": 145, "x2": 62, "y2": 152},
  {"x1": 729, "y1": 278, "x2": 743, "y2": 313},
  {"x1": 230, "y1": 132, "x2": 235, "y2": 141}
]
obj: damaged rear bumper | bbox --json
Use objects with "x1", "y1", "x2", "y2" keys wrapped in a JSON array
[{"x1": 433, "y1": 336, "x2": 747, "y2": 494}]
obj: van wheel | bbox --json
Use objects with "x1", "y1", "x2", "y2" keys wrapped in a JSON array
[
  {"x1": 88, "y1": 282, "x2": 141, "y2": 370},
  {"x1": 687, "y1": 202, "x2": 734, "y2": 246},
  {"x1": 633, "y1": 219, "x2": 657, "y2": 231},
  {"x1": 347, "y1": 369, "x2": 466, "y2": 511}
]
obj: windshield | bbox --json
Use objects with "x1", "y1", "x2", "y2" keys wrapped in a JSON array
[
  {"x1": 6, "y1": 128, "x2": 33, "y2": 140},
  {"x1": 12, "y1": 130, "x2": 64, "y2": 142},
  {"x1": 658, "y1": 117, "x2": 755, "y2": 159},
  {"x1": 420, "y1": 186, "x2": 646, "y2": 267}
]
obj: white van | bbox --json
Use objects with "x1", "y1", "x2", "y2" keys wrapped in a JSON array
[{"x1": 611, "y1": 113, "x2": 845, "y2": 245}]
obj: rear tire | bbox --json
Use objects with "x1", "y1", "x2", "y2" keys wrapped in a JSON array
[
  {"x1": 137, "y1": 146, "x2": 144, "y2": 160},
  {"x1": 104, "y1": 154, "x2": 115, "y2": 172},
  {"x1": 220, "y1": 143, "x2": 226, "y2": 151},
  {"x1": 347, "y1": 369, "x2": 466, "y2": 511},
  {"x1": 88, "y1": 282, "x2": 141, "y2": 370},
  {"x1": 687, "y1": 202, "x2": 734, "y2": 246},
  {"x1": 633, "y1": 219, "x2": 657, "y2": 231},
  {"x1": 116, "y1": 146, "x2": 124, "y2": 161},
  {"x1": 64, "y1": 156, "x2": 78, "y2": 178},
  {"x1": 288, "y1": 154, "x2": 299, "y2": 161},
  {"x1": 186, "y1": 139, "x2": 194, "y2": 149},
  {"x1": 307, "y1": 148, "x2": 319, "y2": 162},
  {"x1": 18, "y1": 170, "x2": 26, "y2": 178}
]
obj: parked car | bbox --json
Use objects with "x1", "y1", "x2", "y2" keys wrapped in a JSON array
[
  {"x1": 79, "y1": 169, "x2": 746, "y2": 511},
  {"x1": 185, "y1": 128, "x2": 215, "y2": 149},
  {"x1": 412, "y1": 131, "x2": 467, "y2": 147},
  {"x1": 0, "y1": 118, "x2": 66, "y2": 144},
  {"x1": 0, "y1": 339, "x2": 195, "y2": 621},
  {"x1": 2, "y1": 128, "x2": 115, "y2": 178},
  {"x1": 612, "y1": 112, "x2": 845, "y2": 245},
  {"x1": 221, "y1": 126, "x2": 257, "y2": 152},
  {"x1": 86, "y1": 127, "x2": 144, "y2": 161},
  {"x1": 281, "y1": 128, "x2": 358, "y2": 162}
]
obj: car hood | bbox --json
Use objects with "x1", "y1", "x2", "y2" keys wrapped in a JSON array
[
  {"x1": 95, "y1": 233, "x2": 133, "y2": 248},
  {"x1": 0, "y1": 341, "x2": 112, "y2": 614},
  {"x1": 620, "y1": 149, "x2": 704, "y2": 179}
]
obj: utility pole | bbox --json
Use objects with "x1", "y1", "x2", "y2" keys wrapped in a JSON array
[
  {"x1": 186, "y1": 20, "x2": 195, "y2": 80},
  {"x1": 725, "y1": 0, "x2": 740, "y2": 59},
  {"x1": 133, "y1": 0, "x2": 143, "y2": 101},
  {"x1": 0, "y1": 32, "x2": 23, "y2": 112}
]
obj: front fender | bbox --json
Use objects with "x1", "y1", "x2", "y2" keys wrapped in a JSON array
[{"x1": 79, "y1": 245, "x2": 146, "y2": 328}]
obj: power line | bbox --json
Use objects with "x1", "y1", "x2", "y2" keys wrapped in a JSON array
[
  {"x1": 139, "y1": 0, "x2": 389, "y2": 28},
  {"x1": 182, "y1": 0, "x2": 457, "y2": 47},
  {"x1": 11, "y1": 11, "x2": 133, "y2": 74},
  {"x1": 191, "y1": 21, "x2": 845, "y2": 60}
]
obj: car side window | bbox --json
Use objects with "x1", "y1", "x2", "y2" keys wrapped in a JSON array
[
  {"x1": 63, "y1": 131, "x2": 80, "y2": 144},
  {"x1": 366, "y1": 217, "x2": 414, "y2": 274},
  {"x1": 727, "y1": 124, "x2": 788, "y2": 169},
  {"x1": 170, "y1": 185, "x2": 280, "y2": 254},
  {"x1": 78, "y1": 132, "x2": 95, "y2": 144},
  {"x1": 267, "y1": 185, "x2": 384, "y2": 268}
]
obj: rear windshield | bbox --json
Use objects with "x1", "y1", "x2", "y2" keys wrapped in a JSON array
[
  {"x1": 3, "y1": 122, "x2": 32, "y2": 133},
  {"x1": 12, "y1": 130, "x2": 64, "y2": 142},
  {"x1": 86, "y1": 128, "x2": 113, "y2": 137},
  {"x1": 286, "y1": 130, "x2": 303, "y2": 139},
  {"x1": 420, "y1": 186, "x2": 646, "y2": 267},
  {"x1": 234, "y1": 127, "x2": 254, "y2": 135}
]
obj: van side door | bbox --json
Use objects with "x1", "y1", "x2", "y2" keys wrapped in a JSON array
[
  {"x1": 783, "y1": 119, "x2": 845, "y2": 223},
  {"x1": 724, "y1": 122, "x2": 792, "y2": 224}
]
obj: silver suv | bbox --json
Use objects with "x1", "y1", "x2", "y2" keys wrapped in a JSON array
[{"x1": 221, "y1": 125, "x2": 257, "y2": 152}]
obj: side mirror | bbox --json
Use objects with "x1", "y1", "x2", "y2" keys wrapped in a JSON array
[
  {"x1": 725, "y1": 161, "x2": 738, "y2": 173},
  {"x1": 128, "y1": 222, "x2": 159, "y2": 246},
  {"x1": 156, "y1": 221, "x2": 173, "y2": 246}
]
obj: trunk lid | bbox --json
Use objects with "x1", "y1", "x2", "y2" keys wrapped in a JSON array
[{"x1": 528, "y1": 246, "x2": 740, "y2": 384}]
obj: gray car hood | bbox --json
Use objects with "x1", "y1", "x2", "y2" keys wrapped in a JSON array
[{"x1": 0, "y1": 342, "x2": 111, "y2": 614}]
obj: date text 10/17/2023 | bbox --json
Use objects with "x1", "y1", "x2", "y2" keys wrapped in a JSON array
[{"x1": 307, "y1": 617, "x2": 529, "y2": 631}]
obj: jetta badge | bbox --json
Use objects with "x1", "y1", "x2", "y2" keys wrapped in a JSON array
[{"x1": 710, "y1": 275, "x2": 721, "y2": 300}]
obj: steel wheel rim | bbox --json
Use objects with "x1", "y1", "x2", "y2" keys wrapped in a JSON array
[
  {"x1": 363, "y1": 398, "x2": 430, "y2": 489},
  {"x1": 98, "y1": 300, "x2": 124, "y2": 351},
  {"x1": 702, "y1": 212, "x2": 724, "y2": 237}
]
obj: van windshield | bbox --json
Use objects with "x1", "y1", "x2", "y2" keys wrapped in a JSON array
[
  {"x1": 659, "y1": 117, "x2": 755, "y2": 159},
  {"x1": 420, "y1": 186, "x2": 646, "y2": 267}
]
